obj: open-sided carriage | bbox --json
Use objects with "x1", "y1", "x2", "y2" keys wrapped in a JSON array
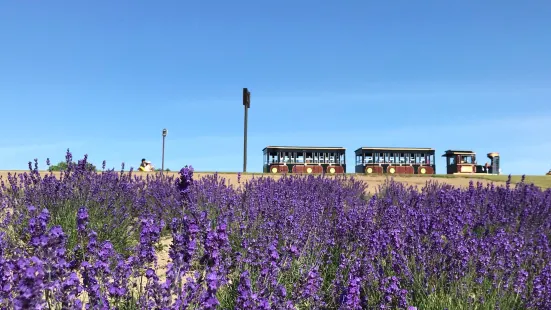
[
  {"x1": 354, "y1": 147, "x2": 436, "y2": 175},
  {"x1": 262, "y1": 146, "x2": 346, "y2": 174}
]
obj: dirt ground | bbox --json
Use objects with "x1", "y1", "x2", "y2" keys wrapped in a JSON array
[{"x1": 0, "y1": 170, "x2": 507, "y2": 194}]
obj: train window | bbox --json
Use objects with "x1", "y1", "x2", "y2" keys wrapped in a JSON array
[
  {"x1": 462, "y1": 155, "x2": 473, "y2": 164},
  {"x1": 366, "y1": 153, "x2": 373, "y2": 163}
]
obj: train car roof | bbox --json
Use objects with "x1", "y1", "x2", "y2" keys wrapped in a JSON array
[
  {"x1": 263, "y1": 146, "x2": 346, "y2": 151},
  {"x1": 441, "y1": 149, "x2": 476, "y2": 156},
  {"x1": 354, "y1": 147, "x2": 435, "y2": 153}
]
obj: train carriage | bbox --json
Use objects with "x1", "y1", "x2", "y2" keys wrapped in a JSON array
[
  {"x1": 262, "y1": 146, "x2": 346, "y2": 174},
  {"x1": 354, "y1": 147, "x2": 436, "y2": 175}
]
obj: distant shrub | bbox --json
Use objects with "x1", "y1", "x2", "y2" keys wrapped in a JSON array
[{"x1": 48, "y1": 161, "x2": 97, "y2": 172}]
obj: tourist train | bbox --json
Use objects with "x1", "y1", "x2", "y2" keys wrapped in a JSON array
[{"x1": 262, "y1": 146, "x2": 500, "y2": 175}]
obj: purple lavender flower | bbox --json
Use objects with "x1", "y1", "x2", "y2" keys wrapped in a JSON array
[
  {"x1": 136, "y1": 218, "x2": 163, "y2": 266},
  {"x1": 13, "y1": 257, "x2": 46, "y2": 310},
  {"x1": 177, "y1": 165, "x2": 194, "y2": 200},
  {"x1": 76, "y1": 207, "x2": 89, "y2": 235},
  {"x1": 340, "y1": 277, "x2": 362, "y2": 310},
  {"x1": 236, "y1": 271, "x2": 257, "y2": 309}
]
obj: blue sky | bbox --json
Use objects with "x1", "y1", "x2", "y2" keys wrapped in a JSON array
[{"x1": 1, "y1": 0, "x2": 550, "y2": 174}]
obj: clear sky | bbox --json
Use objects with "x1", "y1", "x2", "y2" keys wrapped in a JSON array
[{"x1": 1, "y1": 0, "x2": 550, "y2": 174}]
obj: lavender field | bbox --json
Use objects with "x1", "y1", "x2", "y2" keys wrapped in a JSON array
[{"x1": 1, "y1": 151, "x2": 550, "y2": 309}]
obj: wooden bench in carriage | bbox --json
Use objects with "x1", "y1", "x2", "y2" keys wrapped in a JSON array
[
  {"x1": 262, "y1": 146, "x2": 346, "y2": 174},
  {"x1": 354, "y1": 147, "x2": 436, "y2": 175}
]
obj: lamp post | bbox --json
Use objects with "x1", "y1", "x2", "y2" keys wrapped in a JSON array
[
  {"x1": 243, "y1": 88, "x2": 251, "y2": 173},
  {"x1": 162, "y1": 128, "x2": 167, "y2": 176}
]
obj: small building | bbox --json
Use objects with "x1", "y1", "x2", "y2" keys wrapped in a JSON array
[
  {"x1": 442, "y1": 150, "x2": 478, "y2": 174},
  {"x1": 262, "y1": 146, "x2": 346, "y2": 174},
  {"x1": 354, "y1": 147, "x2": 436, "y2": 174}
]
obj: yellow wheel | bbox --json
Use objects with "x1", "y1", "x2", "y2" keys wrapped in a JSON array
[
  {"x1": 271, "y1": 167, "x2": 278, "y2": 173},
  {"x1": 329, "y1": 167, "x2": 335, "y2": 174},
  {"x1": 307, "y1": 167, "x2": 313, "y2": 174},
  {"x1": 389, "y1": 167, "x2": 395, "y2": 174},
  {"x1": 366, "y1": 167, "x2": 373, "y2": 174},
  {"x1": 420, "y1": 168, "x2": 426, "y2": 174}
]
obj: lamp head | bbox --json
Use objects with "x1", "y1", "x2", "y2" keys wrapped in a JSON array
[{"x1": 243, "y1": 88, "x2": 250, "y2": 108}]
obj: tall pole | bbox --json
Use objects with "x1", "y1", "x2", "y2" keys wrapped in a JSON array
[
  {"x1": 243, "y1": 88, "x2": 250, "y2": 173},
  {"x1": 162, "y1": 128, "x2": 167, "y2": 176}
]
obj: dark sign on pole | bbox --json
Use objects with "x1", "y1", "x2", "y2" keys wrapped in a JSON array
[
  {"x1": 243, "y1": 88, "x2": 250, "y2": 172},
  {"x1": 243, "y1": 88, "x2": 250, "y2": 108}
]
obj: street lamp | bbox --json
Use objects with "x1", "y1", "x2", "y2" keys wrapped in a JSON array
[{"x1": 162, "y1": 128, "x2": 167, "y2": 176}]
